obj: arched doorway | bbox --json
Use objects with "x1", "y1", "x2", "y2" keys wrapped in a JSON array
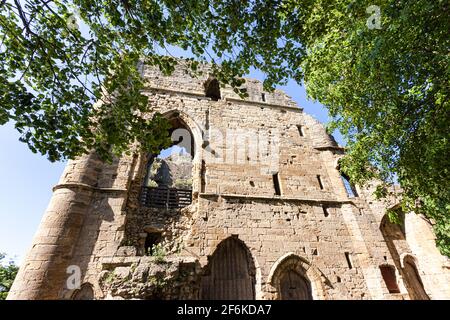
[
  {"x1": 402, "y1": 256, "x2": 429, "y2": 300},
  {"x1": 279, "y1": 269, "x2": 312, "y2": 300},
  {"x1": 201, "y1": 237, "x2": 255, "y2": 300},
  {"x1": 270, "y1": 255, "x2": 313, "y2": 300},
  {"x1": 72, "y1": 283, "x2": 94, "y2": 300}
]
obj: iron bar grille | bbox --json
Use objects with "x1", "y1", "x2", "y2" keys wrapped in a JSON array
[{"x1": 140, "y1": 186, "x2": 192, "y2": 209}]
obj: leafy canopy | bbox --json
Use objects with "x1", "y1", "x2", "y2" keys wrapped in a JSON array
[
  {"x1": 0, "y1": 253, "x2": 19, "y2": 300},
  {"x1": 0, "y1": 1, "x2": 448, "y2": 254}
]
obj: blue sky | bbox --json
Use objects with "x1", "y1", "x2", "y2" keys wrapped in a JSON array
[
  {"x1": 0, "y1": 122, "x2": 67, "y2": 265},
  {"x1": 0, "y1": 66, "x2": 344, "y2": 266}
]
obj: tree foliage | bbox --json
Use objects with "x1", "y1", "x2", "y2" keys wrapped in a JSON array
[
  {"x1": 0, "y1": 1, "x2": 448, "y2": 254},
  {"x1": 0, "y1": 253, "x2": 19, "y2": 300}
]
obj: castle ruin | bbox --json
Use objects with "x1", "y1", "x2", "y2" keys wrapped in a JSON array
[{"x1": 8, "y1": 62, "x2": 450, "y2": 300}]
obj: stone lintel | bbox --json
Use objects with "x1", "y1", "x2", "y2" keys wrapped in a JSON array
[{"x1": 199, "y1": 192, "x2": 352, "y2": 205}]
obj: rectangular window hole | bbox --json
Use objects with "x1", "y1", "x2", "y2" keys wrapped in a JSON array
[
  {"x1": 145, "y1": 232, "x2": 162, "y2": 256},
  {"x1": 296, "y1": 125, "x2": 304, "y2": 137},
  {"x1": 261, "y1": 93, "x2": 266, "y2": 102}
]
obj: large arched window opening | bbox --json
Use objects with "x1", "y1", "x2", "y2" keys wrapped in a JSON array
[
  {"x1": 380, "y1": 209, "x2": 406, "y2": 271},
  {"x1": 380, "y1": 210, "x2": 406, "y2": 241},
  {"x1": 141, "y1": 113, "x2": 195, "y2": 209},
  {"x1": 200, "y1": 236, "x2": 256, "y2": 300},
  {"x1": 379, "y1": 210, "x2": 406, "y2": 294}
]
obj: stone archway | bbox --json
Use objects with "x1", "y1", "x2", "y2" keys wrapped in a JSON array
[
  {"x1": 200, "y1": 236, "x2": 256, "y2": 300},
  {"x1": 268, "y1": 253, "x2": 326, "y2": 300},
  {"x1": 71, "y1": 283, "x2": 95, "y2": 300},
  {"x1": 160, "y1": 109, "x2": 204, "y2": 195},
  {"x1": 141, "y1": 109, "x2": 204, "y2": 207},
  {"x1": 161, "y1": 110, "x2": 204, "y2": 162}
]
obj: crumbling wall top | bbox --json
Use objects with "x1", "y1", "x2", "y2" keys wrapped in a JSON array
[{"x1": 142, "y1": 61, "x2": 298, "y2": 108}]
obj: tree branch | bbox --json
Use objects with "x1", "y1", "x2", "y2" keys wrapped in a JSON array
[{"x1": 13, "y1": 0, "x2": 37, "y2": 37}]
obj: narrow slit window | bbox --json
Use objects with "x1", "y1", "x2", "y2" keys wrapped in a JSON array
[
  {"x1": 273, "y1": 173, "x2": 282, "y2": 196},
  {"x1": 261, "y1": 93, "x2": 266, "y2": 102},
  {"x1": 296, "y1": 125, "x2": 304, "y2": 137},
  {"x1": 201, "y1": 160, "x2": 206, "y2": 193},
  {"x1": 317, "y1": 175, "x2": 324, "y2": 190},
  {"x1": 205, "y1": 109, "x2": 210, "y2": 130},
  {"x1": 345, "y1": 252, "x2": 353, "y2": 269}
]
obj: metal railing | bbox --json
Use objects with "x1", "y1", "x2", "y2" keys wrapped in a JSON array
[{"x1": 140, "y1": 186, "x2": 192, "y2": 209}]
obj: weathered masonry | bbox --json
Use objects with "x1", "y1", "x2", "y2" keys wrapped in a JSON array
[{"x1": 8, "y1": 62, "x2": 450, "y2": 300}]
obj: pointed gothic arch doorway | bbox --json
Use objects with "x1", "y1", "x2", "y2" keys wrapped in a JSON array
[
  {"x1": 279, "y1": 269, "x2": 312, "y2": 300},
  {"x1": 200, "y1": 236, "x2": 256, "y2": 300},
  {"x1": 269, "y1": 254, "x2": 314, "y2": 300}
]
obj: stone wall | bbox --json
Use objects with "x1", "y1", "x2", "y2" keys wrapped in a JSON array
[{"x1": 8, "y1": 62, "x2": 450, "y2": 300}]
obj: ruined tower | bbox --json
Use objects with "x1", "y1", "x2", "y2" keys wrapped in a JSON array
[{"x1": 8, "y1": 62, "x2": 450, "y2": 300}]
